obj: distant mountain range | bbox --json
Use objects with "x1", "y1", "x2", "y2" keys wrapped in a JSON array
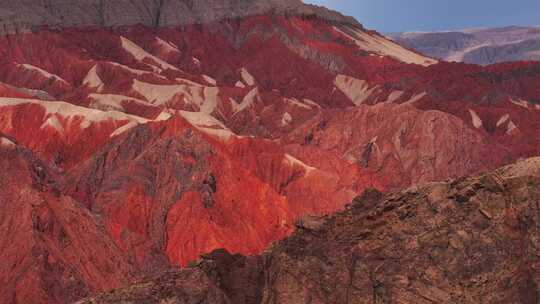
[{"x1": 389, "y1": 26, "x2": 540, "y2": 65}]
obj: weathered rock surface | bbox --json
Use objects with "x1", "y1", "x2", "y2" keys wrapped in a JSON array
[
  {"x1": 0, "y1": 144, "x2": 137, "y2": 304},
  {"x1": 0, "y1": 0, "x2": 359, "y2": 35},
  {"x1": 63, "y1": 117, "x2": 296, "y2": 269},
  {"x1": 79, "y1": 157, "x2": 540, "y2": 304}
]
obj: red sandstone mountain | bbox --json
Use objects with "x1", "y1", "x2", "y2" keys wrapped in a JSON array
[
  {"x1": 79, "y1": 156, "x2": 540, "y2": 304},
  {"x1": 0, "y1": 1, "x2": 539, "y2": 303}
]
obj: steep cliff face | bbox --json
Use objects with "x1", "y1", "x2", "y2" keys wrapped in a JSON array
[
  {"x1": 0, "y1": 0, "x2": 359, "y2": 35},
  {"x1": 78, "y1": 157, "x2": 540, "y2": 304}
]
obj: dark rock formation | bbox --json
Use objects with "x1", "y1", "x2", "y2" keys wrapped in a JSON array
[{"x1": 0, "y1": 0, "x2": 360, "y2": 36}]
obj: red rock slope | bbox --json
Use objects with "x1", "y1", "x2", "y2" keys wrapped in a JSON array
[
  {"x1": 0, "y1": 3, "x2": 539, "y2": 303},
  {"x1": 79, "y1": 156, "x2": 540, "y2": 304}
]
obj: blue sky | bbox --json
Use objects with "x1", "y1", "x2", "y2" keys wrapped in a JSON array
[{"x1": 305, "y1": 0, "x2": 540, "y2": 33}]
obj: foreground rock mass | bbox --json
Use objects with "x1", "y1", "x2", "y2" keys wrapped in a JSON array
[{"x1": 79, "y1": 157, "x2": 540, "y2": 304}]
